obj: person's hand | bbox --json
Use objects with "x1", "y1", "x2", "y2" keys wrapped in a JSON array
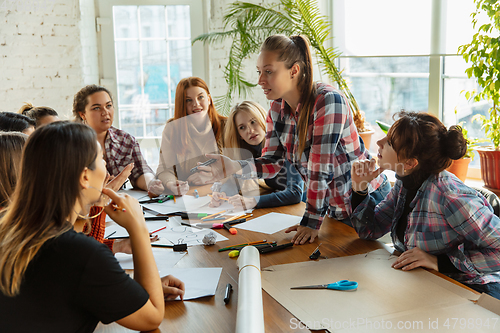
[
  {"x1": 161, "y1": 275, "x2": 185, "y2": 301},
  {"x1": 285, "y1": 225, "x2": 319, "y2": 245},
  {"x1": 187, "y1": 171, "x2": 213, "y2": 185},
  {"x1": 209, "y1": 192, "x2": 227, "y2": 208},
  {"x1": 147, "y1": 179, "x2": 164, "y2": 198},
  {"x1": 106, "y1": 163, "x2": 134, "y2": 191},
  {"x1": 113, "y1": 235, "x2": 159, "y2": 254},
  {"x1": 228, "y1": 194, "x2": 257, "y2": 211},
  {"x1": 166, "y1": 180, "x2": 189, "y2": 196},
  {"x1": 197, "y1": 154, "x2": 241, "y2": 183},
  {"x1": 391, "y1": 247, "x2": 438, "y2": 271},
  {"x1": 351, "y1": 159, "x2": 384, "y2": 192},
  {"x1": 102, "y1": 188, "x2": 146, "y2": 233}
]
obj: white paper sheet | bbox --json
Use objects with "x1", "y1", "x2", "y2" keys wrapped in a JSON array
[
  {"x1": 152, "y1": 216, "x2": 229, "y2": 246},
  {"x1": 188, "y1": 199, "x2": 253, "y2": 217},
  {"x1": 141, "y1": 195, "x2": 211, "y2": 215},
  {"x1": 235, "y1": 212, "x2": 301, "y2": 234},
  {"x1": 105, "y1": 217, "x2": 228, "y2": 246},
  {"x1": 160, "y1": 267, "x2": 223, "y2": 300},
  {"x1": 119, "y1": 189, "x2": 150, "y2": 201},
  {"x1": 115, "y1": 248, "x2": 186, "y2": 276}
]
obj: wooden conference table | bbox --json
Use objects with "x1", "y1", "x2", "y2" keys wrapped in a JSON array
[{"x1": 95, "y1": 186, "x2": 473, "y2": 333}]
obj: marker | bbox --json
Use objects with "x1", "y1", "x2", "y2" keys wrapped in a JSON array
[
  {"x1": 224, "y1": 283, "x2": 232, "y2": 304},
  {"x1": 201, "y1": 210, "x2": 227, "y2": 220},
  {"x1": 194, "y1": 189, "x2": 199, "y2": 198},
  {"x1": 258, "y1": 242, "x2": 294, "y2": 254}
]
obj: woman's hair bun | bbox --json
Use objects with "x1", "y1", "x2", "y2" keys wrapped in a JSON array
[{"x1": 442, "y1": 125, "x2": 468, "y2": 160}]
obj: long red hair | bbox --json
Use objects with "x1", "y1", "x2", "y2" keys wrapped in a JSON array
[{"x1": 171, "y1": 77, "x2": 226, "y2": 154}]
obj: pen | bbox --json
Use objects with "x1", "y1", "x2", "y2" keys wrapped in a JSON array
[
  {"x1": 180, "y1": 221, "x2": 203, "y2": 230},
  {"x1": 224, "y1": 283, "x2": 232, "y2": 304},
  {"x1": 105, "y1": 231, "x2": 116, "y2": 239},
  {"x1": 112, "y1": 204, "x2": 126, "y2": 212},
  {"x1": 150, "y1": 226, "x2": 167, "y2": 235},
  {"x1": 194, "y1": 189, "x2": 199, "y2": 198},
  {"x1": 218, "y1": 240, "x2": 267, "y2": 252},
  {"x1": 201, "y1": 210, "x2": 227, "y2": 220},
  {"x1": 208, "y1": 194, "x2": 229, "y2": 201},
  {"x1": 145, "y1": 216, "x2": 169, "y2": 221},
  {"x1": 190, "y1": 158, "x2": 217, "y2": 174}
]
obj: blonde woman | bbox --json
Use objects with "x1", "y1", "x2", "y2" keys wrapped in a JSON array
[{"x1": 210, "y1": 101, "x2": 303, "y2": 209}]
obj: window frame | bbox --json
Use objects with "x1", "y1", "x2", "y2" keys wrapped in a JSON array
[{"x1": 96, "y1": 0, "x2": 207, "y2": 135}]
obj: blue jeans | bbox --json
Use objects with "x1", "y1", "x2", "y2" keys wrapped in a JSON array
[{"x1": 463, "y1": 282, "x2": 500, "y2": 300}]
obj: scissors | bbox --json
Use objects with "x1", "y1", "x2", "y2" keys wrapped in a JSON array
[{"x1": 291, "y1": 280, "x2": 358, "y2": 291}]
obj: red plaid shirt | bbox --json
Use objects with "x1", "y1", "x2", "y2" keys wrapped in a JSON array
[
  {"x1": 104, "y1": 127, "x2": 153, "y2": 186},
  {"x1": 241, "y1": 83, "x2": 384, "y2": 229}
]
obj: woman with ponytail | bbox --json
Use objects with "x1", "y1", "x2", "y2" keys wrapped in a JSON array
[
  {"x1": 200, "y1": 34, "x2": 390, "y2": 244},
  {"x1": 350, "y1": 111, "x2": 500, "y2": 300}
]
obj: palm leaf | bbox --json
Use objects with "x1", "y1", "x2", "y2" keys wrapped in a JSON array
[{"x1": 193, "y1": 0, "x2": 364, "y2": 129}]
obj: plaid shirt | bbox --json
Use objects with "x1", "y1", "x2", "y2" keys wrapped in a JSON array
[
  {"x1": 350, "y1": 171, "x2": 500, "y2": 285},
  {"x1": 241, "y1": 83, "x2": 384, "y2": 229},
  {"x1": 104, "y1": 127, "x2": 153, "y2": 185}
]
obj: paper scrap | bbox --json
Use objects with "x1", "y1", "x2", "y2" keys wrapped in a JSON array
[{"x1": 161, "y1": 267, "x2": 223, "y2": 300}]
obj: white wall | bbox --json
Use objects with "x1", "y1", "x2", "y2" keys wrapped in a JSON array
[{"x1": 0, "y1": 0, "x2": 97, "y2": 119}]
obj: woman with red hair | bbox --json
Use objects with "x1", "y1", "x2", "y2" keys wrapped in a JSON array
[{"x1": 148, "y1": 77, "x2": 227, "y2": 196}]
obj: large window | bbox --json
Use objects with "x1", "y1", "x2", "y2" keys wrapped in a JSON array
[
  {"x1": 331, "y1": 0, "x2": 493, "y2": 168},
  {"x1": 97, "y1": 0, "x2": 205, "y2": 169}
]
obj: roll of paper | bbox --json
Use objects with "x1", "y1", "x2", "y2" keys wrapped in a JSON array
[{"x1": 236, "y1": 246, "x2": 265, "y2": 333}]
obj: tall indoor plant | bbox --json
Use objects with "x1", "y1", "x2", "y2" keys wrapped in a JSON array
[
  {"x1": 458, "y1": 0, "x2": 500, "y2": 189},
  {"x1": 193, "y1": 0, "x2": 370, "y2": 136}
]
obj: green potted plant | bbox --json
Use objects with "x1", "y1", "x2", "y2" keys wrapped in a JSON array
[
  {"x1": 458, "y1": 0, "x2": 500, "y2": 189},
  {"x1": 193, "y1": 0, "x2": 374, "y2": 146}
]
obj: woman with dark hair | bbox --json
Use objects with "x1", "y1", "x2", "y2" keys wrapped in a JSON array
[
  {"x1": 0, "y1": 112, "x2": 35, "y2": 135},
  {"x1": 148, "y1": 77, "x2": 227, "y2": 196},
  {"x1": 201, "y1": 35, "x2": 390, "y2": 244},
  {"x1": 18, "y1": 103, "x2": 59, "y2": 127},
  {"x1": 0, "y1": 132, "x2": 27, "y2": 208},
  {"x1": 0, "y1": 122, "x2": 182, "y2": 331},
  {"x1": 350, "y1": 111, "x2": 500, "y2": 300},
  {"x1": 73, "y1": 84, "x2": 155, "y2": 191}
]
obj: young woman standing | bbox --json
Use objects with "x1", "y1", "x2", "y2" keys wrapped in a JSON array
[{"x1": 201, "y1": 35, "x2": 389, "y2": 244}]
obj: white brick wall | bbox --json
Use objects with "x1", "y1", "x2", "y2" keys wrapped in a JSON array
[{"x1": 0, "y1": 0, "x2": 93, "y2": 119}]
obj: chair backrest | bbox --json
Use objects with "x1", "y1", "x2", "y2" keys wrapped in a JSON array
[{"x1": 469, "y1": 186, "x2": 500, "y2": 217}]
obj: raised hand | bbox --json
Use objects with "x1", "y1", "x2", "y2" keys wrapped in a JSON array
[{"x1": 351, "y1": 159, "x2": 384, "y2": 192}]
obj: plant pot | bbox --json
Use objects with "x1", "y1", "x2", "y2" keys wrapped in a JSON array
[
  {"x1": 359, "y1": 129, "x2": 375, "y2": 150},
  {"x1": 446, "y1": 157, "x2": 471, "y2": 182},
  {"x1": 477, "y1": 147, "x2": 500, "y2": 190}
]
